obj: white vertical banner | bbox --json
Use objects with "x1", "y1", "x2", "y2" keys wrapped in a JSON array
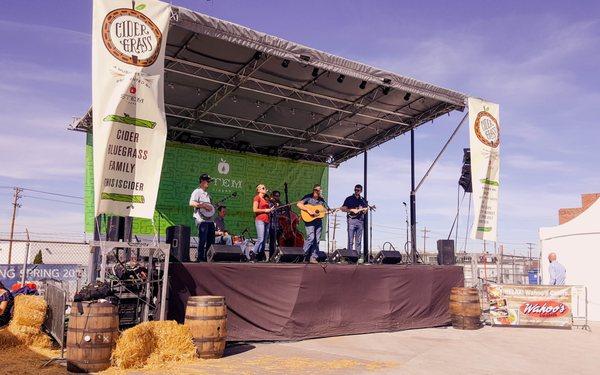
[
  {"x1": 468, "y1": 97, "x2": 500, "y2": 241},
  {"x1": 92, "y1": 0, "x2": 170, "y2": 219}
]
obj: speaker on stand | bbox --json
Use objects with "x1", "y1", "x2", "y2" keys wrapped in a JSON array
[{"x1": 166, "y1": 225, "x2": 191, "y2": 262}]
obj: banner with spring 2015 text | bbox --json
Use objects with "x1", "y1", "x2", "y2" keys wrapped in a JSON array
[
  {"x1": 92, "y1": 0, "x2": 170, "y2": 219},
  {"x1": 468, "y1": 98, "x2": 500, "y2": 241}
]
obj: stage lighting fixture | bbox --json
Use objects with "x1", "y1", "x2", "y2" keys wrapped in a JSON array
[
  {"x1": 359, "y1": 80, "x2": 367, "y2": 89},
  {"x1": 382, "y1": 86, "x2": 391, "y2": 95},
  {"x1": 253, "y1": 51, "x2": 263, "y2": 60},
  {"x1": 337, "y1": 74, "x2": 345, "y2": 83},
  {"x1": 256, "y1": 100, "x2": 261, "y2": 108},
  {"x1": 312, "y1": 67, "x2": 319, "y2": 77},
  {"x1": 382, "y1": 78, "x2": 391, "y2": 84},
  {"x1": 404, "y1": 92, "x2": 412, "y2": 101},
  {"x1": 232, "y1": 95, "x2": 238, "y2": 103},
  {"x1": 281, "y1": 59, "x2": 290, "y2": 68},
  {"x1": 290, "y1": 108, "x2": 296, "y2": 115}
]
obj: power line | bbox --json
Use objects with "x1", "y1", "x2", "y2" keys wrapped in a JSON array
[
  {"x1": 21, "y1": 187, "x2": 83, "y2": 200},
  {"x1": 22, "y1": 195, "x2": 84, "y2": 206}
]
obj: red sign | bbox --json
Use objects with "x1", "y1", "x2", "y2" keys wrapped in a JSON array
[{"x1": 520, "y1": 301, "x2": 570, "y2": 318}]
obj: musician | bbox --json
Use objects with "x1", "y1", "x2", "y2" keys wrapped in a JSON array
[
  {"x1": 297, "y1": 184, "x2": 328, "y2": 263},
  {"x1": 252, "y1": 184, "x2": 272, "y2": 261},
  {"x1": 189, "y1": 173, "x2": 215, "y2": 262},
  {"x1": 214, "y1": 205, "x2": 233, "y2": 246},
  {"x1": 341, "y1": 184, "x2": 368, "y2": 257},
  {"x1": 268, "y1": 190, "x2": 282, "y2": 259}
]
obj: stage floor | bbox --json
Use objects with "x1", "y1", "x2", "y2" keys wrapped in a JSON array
[{"x1": 168, "y1": 263, "x2": 464, "y2": 341}]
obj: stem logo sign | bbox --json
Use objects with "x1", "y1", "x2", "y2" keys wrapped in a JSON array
[{"x1": 102, "y1": 5, "x2": 163, "y2": 67}]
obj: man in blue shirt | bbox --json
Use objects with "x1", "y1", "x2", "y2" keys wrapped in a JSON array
[
  {"x1": 548, "y1": 252, "x2": 566, "y2": 285},
  {"x1": 341, "y1": 184, "x2": 368, "y2": 257},
  {"x1": 297, "y1": 184, "x2": 328, "y2": 263}
]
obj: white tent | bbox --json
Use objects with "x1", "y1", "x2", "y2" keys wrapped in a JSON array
[{"x1": 539, "y1": 199, "x2": 600, "y2": 321}]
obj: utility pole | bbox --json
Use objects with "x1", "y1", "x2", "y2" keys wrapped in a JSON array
[
  {"x1": 420, "y1": 227, "x2": 430, "y2": 254},
  {"x1": 8, "y1": 187, "x2": 23, "y2": 266},
  {"x1": 526, "y1": 242, "x2": 535, "y2": 260}
]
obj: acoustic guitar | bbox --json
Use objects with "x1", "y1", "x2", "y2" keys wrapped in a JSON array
[{"x1": 300, "y1": 204, "x2": 340, "y2": 223}]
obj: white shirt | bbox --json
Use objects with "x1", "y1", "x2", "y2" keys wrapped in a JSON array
[{"x1": 190, "y1": 187, "x2": 212, "y2": 224}]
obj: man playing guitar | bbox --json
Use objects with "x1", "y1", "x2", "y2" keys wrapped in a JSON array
[
  {"x1": 189, "y1": 173, "x2": 215, "y2": 262},
  {"x1": 341, "y1": 184, "x2": 370, "y2": 259},
  {"x1": 297, "y1": 184, "x2": 328, "y2": 263}
]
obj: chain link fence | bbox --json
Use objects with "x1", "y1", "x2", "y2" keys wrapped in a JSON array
[{"x1": 0, "y1": 238, "x2": 89, "y2": 300}]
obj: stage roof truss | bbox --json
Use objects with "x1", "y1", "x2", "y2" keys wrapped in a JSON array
[{"x1": 72, "y1": 5, "x2": 468, "y2": 166}]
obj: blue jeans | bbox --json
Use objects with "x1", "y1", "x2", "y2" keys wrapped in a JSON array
[
  {"x1": 253, "y1": 220, "x2": 270, "y2": 259},
  {"x1": 303, "y1": 221, "x2": 322, "y2": 260},
  {"x1": 347, "y1": 218, "x2": 364, "y2": 254},
  {"x1": 215, "y1": 234, "x2": 232, "y2": 246},
  {"x1": 197, "y1": 222, "x2": 215, "y2": 262}
]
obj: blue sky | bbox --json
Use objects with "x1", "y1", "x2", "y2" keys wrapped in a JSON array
[{"x1": 0, "y1": 0, "x2": 599, "y2": 254}]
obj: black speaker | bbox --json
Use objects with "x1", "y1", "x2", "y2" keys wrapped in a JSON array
[
  {"x1": 207, "y1": 244, "x2": 246, "y2": 262},
  {"x1": 459, "y1": 148, "x2": 472, "y2": 193},
  {"x1": 166, "y1": 225, "x2": 191, "y2": 262},
  {"x1": 273, "y1": 247, "x2": 304, "y2": 263},
  {"x1": 437, "y1": 239, "x2": 455, "y2": 265},
  {"x1": 374, "y1": 250, "x2": 402, "y2": 264},
  {"x1": 330, "y1": 248, "x2": 359, "y2": 264}
]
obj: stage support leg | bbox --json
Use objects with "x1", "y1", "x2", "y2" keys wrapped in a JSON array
[
  {"x1": 410, "y1": 129, "x2": 418, "y2": 263},
  {"x1": 363, "y1": 150, "x2": 368, "y2": 262}
]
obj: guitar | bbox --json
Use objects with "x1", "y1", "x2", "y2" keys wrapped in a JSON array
[
  {"x1": 300, "y1": 204, "x2": 340, "y2": 223},
  {"x1": 198, "y1": 192, "x2": 238, "y2": 219},
  {"x1": 347, "y1": 204, "x2": 376, "y2": 219}
]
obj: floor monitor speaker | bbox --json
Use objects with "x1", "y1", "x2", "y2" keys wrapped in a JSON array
[
  {"x1": 374, "y1": 250, "x2": 402, "y2": 264},
  {"x1": 330, "y1": 248, "x2": 360, "y2": 264},
  {"x1": 207, "y1": 244, "x2": 246, "y2": 262},
  {"x1": 273, "y1": 247, "x2": 304, "y2": 263}
]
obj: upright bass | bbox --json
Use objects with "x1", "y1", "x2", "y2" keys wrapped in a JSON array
[{"x1": 277, "y1": 182, "x2": 304, "y2": 247}]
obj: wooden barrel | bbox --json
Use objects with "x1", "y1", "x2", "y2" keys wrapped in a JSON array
[
  {"x1": 185, "y1": 296, "x2": 227, "y2": 359},
  {"x1": 66, "y1": 302, "x2": 119, "y2": 373},
  {"x1": 449, "y1": 287, "x2": 482, "y2": 330}
]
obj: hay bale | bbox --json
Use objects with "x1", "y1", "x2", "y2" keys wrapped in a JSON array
[
  {"x1": 112, "y1": 321, "x2": 196, "y2": 369},
  {"x1": 11, "y1": 295, "x2": 47, "y2": 328},
  {"x1": 0, "y1": 295, "x2": 52, "y2": 349}
]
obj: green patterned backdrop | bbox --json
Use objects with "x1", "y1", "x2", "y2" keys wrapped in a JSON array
[{"x1": 85, "y1": 134, "x2": 329, "y2": 236}]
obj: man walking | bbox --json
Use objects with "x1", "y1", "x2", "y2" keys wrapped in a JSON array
[
  {"x1": 341, "y1": 184, "x2": 368, "y2": 258},
  {"x1": 189, "y1": 174, "x2": 215, "y2": 262},
  {"x1": 548, "y1": 252, "x2": 566, "y2": 285}
]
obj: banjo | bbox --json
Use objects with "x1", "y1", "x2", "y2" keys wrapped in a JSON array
[{"x1": 198, "y1": 192, "x2": 237, "y2": 219}]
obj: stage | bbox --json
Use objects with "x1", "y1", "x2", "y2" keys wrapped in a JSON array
[{"x1": 167, "y1": 262, "x2": 464, "y2": 341}]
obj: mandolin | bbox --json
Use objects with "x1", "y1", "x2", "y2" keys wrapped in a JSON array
[{"x1": 300, "y1": 204, "x2": 340, "y2": 223}]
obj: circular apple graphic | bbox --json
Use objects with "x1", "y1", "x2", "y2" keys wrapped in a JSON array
[
  {"x1": 129, "y1": 86, "x2": 136, "y2": 94},
  {"x1": 218, "y1": 159, "x2": 230, "y2": 175}
]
